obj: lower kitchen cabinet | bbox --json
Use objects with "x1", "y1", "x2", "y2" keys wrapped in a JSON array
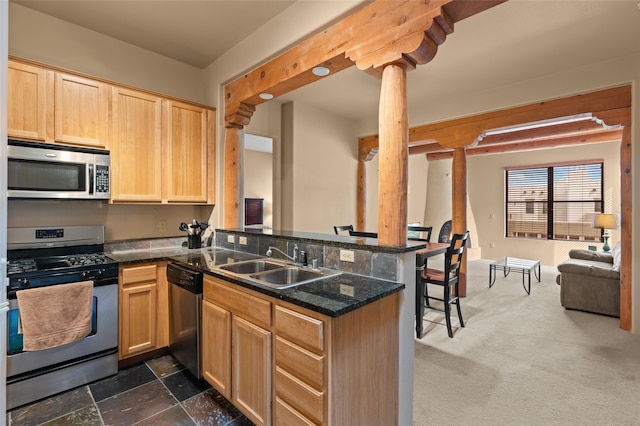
[
  {"x1": 202, "y1": 276, "x2": 272, "y2": 426},
  {"x1": 119, "y1": 261, "x2": 168, "y2": 360},
  {"x1": 202, "y1": 274, "x2": 400, "y2": 426},
  {"x1": 202, "y1": 299, "x2": 231, "y2": 398}
]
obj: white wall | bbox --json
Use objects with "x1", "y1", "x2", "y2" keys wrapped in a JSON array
[
  {"x1": 468, "y1": 142, "x2": 621, "y2": 266},
  {"x1": 281, "y1": 101, "x2": 358, "y2": 234},
  {"x1": 9, "y1": 3, "x2": 205, "y2": 103}
]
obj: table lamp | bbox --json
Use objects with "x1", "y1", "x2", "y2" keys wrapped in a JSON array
[{"x1": 592, "y1": 213, "x2": 620, "y2": 252}]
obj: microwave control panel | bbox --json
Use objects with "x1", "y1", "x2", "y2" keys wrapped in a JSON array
[{"x1": 96, "y1": 165, "x2": 110, "y2": 194}]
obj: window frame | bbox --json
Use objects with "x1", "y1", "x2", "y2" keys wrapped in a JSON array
[{"x1": 505, "y1": 160, "x2": 604, "y2": 241}]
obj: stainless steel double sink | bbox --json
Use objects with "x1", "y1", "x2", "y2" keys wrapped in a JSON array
[{"x1": 214, "y1": 259, "x2": 341, "y2": 289}]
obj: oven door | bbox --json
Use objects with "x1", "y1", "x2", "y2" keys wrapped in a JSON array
[{"x1": 6, "y1": 282, "x2": 118, "y2": 378}]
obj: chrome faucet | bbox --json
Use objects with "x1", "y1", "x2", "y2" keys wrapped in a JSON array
[{"x1": 266, "y1": 244, "x2": 299, "y2": 264}]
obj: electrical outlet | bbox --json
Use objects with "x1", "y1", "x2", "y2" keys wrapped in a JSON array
[
  {"x1": 490, "y1": 242, "x2": 495, "y2": 248},
  {"x1": 239, "y1": 236, "x2": 247, "y2": 245},
  {"x1": 158, "y1": 220, "x2": 167, "y2": 232},
  {"x1": 227, "y1": 235, "x2": 235, "y2": 243},
  {"x1": 340, "y1": 284, "x2": 354, "y2": 297},
  {"x1": 339, "y1": 249, "x2": 355, "y2": 262}
]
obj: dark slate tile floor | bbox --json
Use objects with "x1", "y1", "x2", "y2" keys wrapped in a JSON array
[{"x1": 7, "y1": 354, "x2": 254, "y2": 426}]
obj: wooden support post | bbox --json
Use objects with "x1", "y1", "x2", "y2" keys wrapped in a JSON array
[
  {"x1": 357, "y1": 159, "x2": 366, "y2": 232},
  {"x1": 452, "y1": 147, "x2": 467, "y2": 296},
  {"x1": 223, "y1": 126, "x2": 243, "y2": 229},
  {"x1": 620, "y1": 126, "x2": 632, "y2": 331},
  {"x1": 377, "y1": 64, "x2": 408, "y2": 246}
]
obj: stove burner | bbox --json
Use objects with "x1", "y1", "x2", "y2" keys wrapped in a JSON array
[{"x1": 8, "y1": 253, "x2": 114, "y2": 275}]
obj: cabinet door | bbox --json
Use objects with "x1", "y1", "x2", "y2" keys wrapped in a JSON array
[
  {"x1": 111, "y1": 87, "x2": 163, "y2": 202},
  {"x1": 7, "y1": 60, "x2": 53, "y2": 141},
  {"x1": 163, "y1": 100, "x2": 209, "y2": 203},
  {"x1": 120, "y1": 282, "x2": 158, "y2": 358},
  {"x1": 54, "y1": 72, "x2": 109, "y2": 148},
  {"x1": 233, "y1": 316, "x2": 272, "y2": 426},
  {"x1": 202, "y1": 299, "x2": 232, "y2": 399}
]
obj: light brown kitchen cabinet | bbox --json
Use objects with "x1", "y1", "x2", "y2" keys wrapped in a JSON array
[
  {"x1": 8, "y1": 57, "x2": 216, "y2": 204},
  {"x1": 203, "y1": 273, "x2": 400, "y2": 426},
  {"x1": 272, "y1": 296, "x2": 399, "y2": 426},
  {"x1": 202, "y1": 298, "x2": 231, "y2": 399},
  {"x1": 163, "y1": 100, "x2": 215, "y2": 204},
  {"x1": 119, "y1": 262, "x2": 168, "y2": 360},
  {"x1": 202, "y1": 275, "x2": 272, "y2": 426},
  {"x1": 110, "y1": 87, "x2": 163, "y2": 202},
  {"x1": 7, "y1": 60, "x2": 53, "y2": 142},
  {"x1": 8, "y1": 59, "x2": 109, "y2": 148},
  {"x1": 54, "y1": 72, "x2": 109, "y2": 148}
]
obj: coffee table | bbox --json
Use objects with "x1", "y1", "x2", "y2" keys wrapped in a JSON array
[{"x1": 489, "y1": 257, "x2": 541, "y2": 295}]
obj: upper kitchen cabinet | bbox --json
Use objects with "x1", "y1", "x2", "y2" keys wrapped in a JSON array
[
  {"x1": 8, "y1": 59, "x2": 109, "y2": 148},
  {"x1": 163, "y1": 101, "x2": 215, "y2": 204},
  {"x1": 7, "y1": 60, "x2": 53, "y2": 142},
  {"x1": 54, "y1": 72, "x2": 109, "y2": 148},
  {"x1": 110, "y1": 87, "x2": 163, "y2": 203},
  {"x1": 110, "y1": 93, "x2": 216, "y2": 205}
]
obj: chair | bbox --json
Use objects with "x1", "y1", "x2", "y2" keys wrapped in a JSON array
[
  {"x1": 334, "y1": 225, "x2": 354, "y2": 235},
  {"x1": 408, "y1": 226, "x2": 432, "y2": 242},
  {"x1": 349, "y1": 230, "x2": 378, "y2": 238},
  {"x1": 420, "y1": 231, "x2": 469, "y2": 338},
  {"x1": 437, "y1": 220, "x2": 452, "y2": 243}
]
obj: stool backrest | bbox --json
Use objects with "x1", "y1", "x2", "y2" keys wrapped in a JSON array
[
  {"x1": 408, "y1": 226, "x2": 432, "y2": 242},
  {"x1": 349, "y1": 230, "x2": 378, "y2": 238},
  {"x1": 445, "y1": 231, "x2": 470, "y2": 281},
  {"x1": 334, "y1": 225, "x2": 354, "y2": 235}
]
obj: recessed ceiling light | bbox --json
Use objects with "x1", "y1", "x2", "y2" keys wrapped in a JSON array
[
  {"x1": 259, "y1": 93, "x2": 274, "y2": 100},
  {"x1": 312, "y1": 66, "x2": 330, "y2": 77}
]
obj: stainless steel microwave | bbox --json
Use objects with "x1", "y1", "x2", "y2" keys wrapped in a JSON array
[{"x1": 7, "y1": 140, "x2": 111, "y2": 200}]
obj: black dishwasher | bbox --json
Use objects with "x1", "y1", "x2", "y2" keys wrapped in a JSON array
[{"x1": 167, "y1": 263, "x2": 203, "y2": 378}]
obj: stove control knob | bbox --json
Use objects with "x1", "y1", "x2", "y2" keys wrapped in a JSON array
[
  {"x1": 81, "y1": 271, "x2": 89, "y2": 279},
  {"x1": 19, "y1": 278, "x2": 30, "y2": 288}
]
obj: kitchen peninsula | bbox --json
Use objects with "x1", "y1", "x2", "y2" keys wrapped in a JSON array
[{"x1": 107, "y1": 228, "x2": 420, "y2": 426}]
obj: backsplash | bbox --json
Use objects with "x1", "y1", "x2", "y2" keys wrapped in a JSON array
[{"x1": 216, "y1": 230, "x2": 402, "y2": 282}]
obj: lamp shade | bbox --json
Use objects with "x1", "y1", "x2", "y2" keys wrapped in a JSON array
[{"x1": 592, "y1": 213, "x2": 620, "y2": 230}]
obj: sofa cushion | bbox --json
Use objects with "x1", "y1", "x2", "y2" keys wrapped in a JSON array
[
  {"x1": 611, "y1": 242, "x2": 622, "y2": 272},
  {"x1": 568, "y1": 249, "x2": 613, "y2": 264},
  {"x1": 557, "y1": 258, "x2": 620, "y2": 281}
]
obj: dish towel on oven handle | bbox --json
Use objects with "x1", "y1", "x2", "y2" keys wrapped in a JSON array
[{"x1": 16, "y1": 280, "x2": 94, "y2": 351}]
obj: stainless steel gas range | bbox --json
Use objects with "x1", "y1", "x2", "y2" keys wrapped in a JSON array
[{"x1": 6, "y1": 225, "x2": 119, "y2": 410}]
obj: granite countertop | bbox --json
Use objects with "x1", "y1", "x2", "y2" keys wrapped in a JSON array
[{"x1": 107, "y1": 246, "x2": 404, "y2": 318}]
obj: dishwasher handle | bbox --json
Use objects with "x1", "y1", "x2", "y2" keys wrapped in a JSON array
[{"x1": 167, "y1": 263, "x2": 203, "y2": 294}]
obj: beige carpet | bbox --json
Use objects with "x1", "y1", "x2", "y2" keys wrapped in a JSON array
[{"x1": 414, "y1": 259, "x2": 640, "y2": 425}]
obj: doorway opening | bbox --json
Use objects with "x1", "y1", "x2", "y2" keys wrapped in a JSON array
[{"x1": 244, "y1": 134, "x2": 274, "y2": 229}]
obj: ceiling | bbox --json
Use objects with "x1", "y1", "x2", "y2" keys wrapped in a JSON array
[{"x1": 11, "y1": 0, "x2": 640, "y2": 126}]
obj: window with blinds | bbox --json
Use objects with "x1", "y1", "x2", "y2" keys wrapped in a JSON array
[{"x1": 505, "y1": 162, "x2": 603, "y2": 241}]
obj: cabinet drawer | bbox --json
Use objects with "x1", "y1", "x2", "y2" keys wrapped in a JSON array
[
  {"x1": 275, "y1": 397, "x2": 318, "y2": 426},
  {"x1": 204, "y1": 277, "x2": 271, "y2": 328},
  {"x1": 121, "y1": 264, "x2": 157, "y2": 284},
  {"x1": 275, "y1": 305, "x2": 324, "y2": 352},
  {"x1": 275, "y1": 366, "x2": 324, "y2": 425},
  {"x1": 275, "y1": 336, "x2": 324, "y2": 390}
]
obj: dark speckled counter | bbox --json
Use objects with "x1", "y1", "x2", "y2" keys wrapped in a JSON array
[{"x1": 107, "y1": 246, "x2": 404, "y2": 318}]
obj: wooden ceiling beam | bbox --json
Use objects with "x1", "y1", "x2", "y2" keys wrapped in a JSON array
[
  {"x1": 409, "y1": 86, "x2": 631, "y2": 149},
  {"x1": 426, "y1": 127, "x2": 624, "y2": 160},
  {"x1": 359, "y1": 85, "x2": 631, "y2": 157},
  {"x1": 224, "y1": 0, "x2": 505, "y2": 127}
]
